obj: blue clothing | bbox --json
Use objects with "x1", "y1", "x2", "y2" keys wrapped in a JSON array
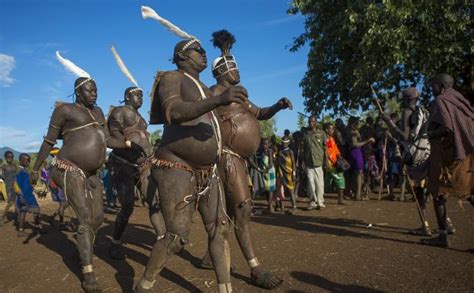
[{"x1": 16, "y1": 168, "x2": 40, "y2": 213}]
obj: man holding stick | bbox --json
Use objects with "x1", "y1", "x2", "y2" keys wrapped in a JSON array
[
  {"x1": 421, "y1": 73, "x2": 474, "y2": 248},
  {"x1": 372, "y1": 86, "x2": 442, "y2": 236}
]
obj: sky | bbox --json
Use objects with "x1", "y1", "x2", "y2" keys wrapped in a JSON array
[{"x1": 0, "y1": 0, "x2": 310, "y2": 152}]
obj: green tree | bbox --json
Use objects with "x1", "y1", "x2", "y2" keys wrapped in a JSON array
[
  {"x1": 150, "y1": 129, "x2": 162, "y2": 145},
  {"x1": 289, "y1": 1, "x2": 472, "y2": 115},
  {"x1": 297, "y1": 113, "x2": 307, "y2": 129},
  {"x1": 259, "y1": 118, "x2": 277, "y2": 139}
]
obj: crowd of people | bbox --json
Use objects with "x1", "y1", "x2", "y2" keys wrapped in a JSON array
[{"x1": 249, "y1": 110, "x2": 423, "y2": 212}]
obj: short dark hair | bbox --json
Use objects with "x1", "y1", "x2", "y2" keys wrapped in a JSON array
[
  {"x1": 323, "y1": 122, "x2": 333, "y2": 130},
  {"x1": 431, "y1": 73, "x2": 454, "y2": 89},
  {"x1": 124, "y1": 87, "x2": 141, "y2": 97},
  {"x1": 19, "y1": 153, "x2": 30, "y2": 160}
]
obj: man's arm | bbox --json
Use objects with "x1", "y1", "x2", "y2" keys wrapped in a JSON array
[
  {"x1": 107, "y1": 108, "x2": 126, "y2": 143},
  {"x1": 32, "y1": 105, "x2": 67, "y2": 177},
  {"x1": 383, "y1": 109, "x2": 411, "y2": 141},
  {"x1": 160, "y1": 72, "x2": 248, "y2": 124},
  {"x1": 251, "y1": 97, "x2": 293, "y2": 121},
  {"x1": 350, "y1": 131, "x2": 374, "y2": 148},
  {"x1": 97, "y1": 108, "x2": 142, "y2": 151}
]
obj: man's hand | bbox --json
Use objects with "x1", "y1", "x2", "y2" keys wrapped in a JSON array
[
  {"x1": 218, "y1": 86, "x2": 248, "y2": 106},
  {"x1": 277, "y1": 97, "x2": 293, "y2": 110},
  {"x1": 368, "y1": 137, "x2": 376, "y2": 144}
]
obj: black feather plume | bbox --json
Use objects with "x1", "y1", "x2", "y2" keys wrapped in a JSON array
[{"x1": 211, "y1": 30, "x2": 236, "y2": 56}]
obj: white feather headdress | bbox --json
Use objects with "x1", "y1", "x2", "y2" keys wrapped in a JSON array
[
  {"x1": 110, "y1": 45, "x2": 140, "y2": 89},
  {"x1": 56, "y1": 51, "x2": 93, "y2": 90},
  {"x1": 141, "y1": 6, "x2": 198, "y2": 43},
  {"x1": 55, "y1": 51, "x2": 91, "y2": 78}
]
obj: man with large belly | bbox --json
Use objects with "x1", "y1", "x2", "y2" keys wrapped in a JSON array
[
  {"x1": 134, "y1": 37, "x2": 248, "y2": 293},
  {"x1": 198, "y1": 30, "x2": 292, "y2": 289},
  {"x1": 107, "y1": 86, "x2": 165, "y2": 260},
  {"x1": 32, "y1": 75, "x2": 143, "y2": 292}
]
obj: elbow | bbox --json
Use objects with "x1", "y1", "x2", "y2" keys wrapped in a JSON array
[{"x1": 169, "y1": 114, "x2": 186, "y2": 124}]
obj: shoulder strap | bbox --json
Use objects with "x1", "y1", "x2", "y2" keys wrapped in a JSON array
[{"x1": 182, "y1": 72, "x2": 222, "y2": 159}]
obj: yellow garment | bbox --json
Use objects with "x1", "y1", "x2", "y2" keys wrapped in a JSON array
[
  {"x1": 0, "y1": 180, "x2": 6, "y2": 200},
  {"x1": 13, "y1": 181, "x2": 21, "y2": 194}
]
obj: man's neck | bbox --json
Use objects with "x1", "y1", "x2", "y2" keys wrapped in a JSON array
[
  {"x1": 76, "y1": 101, "x2": 94, "y2": 110},
  {"x1": 217, "y1": 79, "x2": 233, "y2": 88},
  {"x1": 179, "y1": 66, "x2": 200, "y2": 80},
  {"x1": 125, "y1": 103, "x2": 138, "y2": 111}
]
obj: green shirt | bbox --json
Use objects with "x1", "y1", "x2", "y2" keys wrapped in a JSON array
[{"x1": 304, "y1": 129, "x2": 327, "y2": 168}]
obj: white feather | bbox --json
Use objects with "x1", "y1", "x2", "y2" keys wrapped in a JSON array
[
  {"x1": 55, "y1": 51, "x2": 90, "y2": 78},
  {"x1": 110, "y1": 46, "x2": 139, "y2": 87},
  {"x1": 141, "y1": 6, "x2": 197, "y2": 41}
]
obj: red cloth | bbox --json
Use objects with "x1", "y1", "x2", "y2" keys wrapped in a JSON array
[
  {"x1": 326, "y1": 136, "x2": 340, "y2": 165},
  {"x1": 429, "y1": 88, "x2": 474, "y2": 161}
]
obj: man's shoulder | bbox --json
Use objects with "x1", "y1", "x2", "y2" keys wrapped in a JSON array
[
  {"x1": 160, "y1": 70, "x2": 184, "y2": 82},
  {"x1": 91, "y1": 105, "x2": 105, "y2": 117}
]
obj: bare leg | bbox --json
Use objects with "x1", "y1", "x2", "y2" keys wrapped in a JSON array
[
  {"x1": 287, "y1": 188, "x2": 297, "y2": 214},
  {"x1": 135, "y1": 168, "x2": 197, "y2": 292},
  {"x1": 202, "y1": 155, "x2": 282, "y2": 289},
  {"x1": 198, "y1": 176, "x2": 231, "y2": 290},
  {"x1": 0, "y1": 196, "x2": 16, "y2": 225},
  {"x1": 17, "y1": 210, "x2": 28, "y2": 237},
  {"x1": 355, "y1": 171, "x2": 363, "y2": 200},
  {"x1": 421, "y1": 194, "x2": 449, "y2": 248},
  {"x1": 337, "y1": 189, "x2": 345, "y2": 205},
  {"x1": 51, "y1": 168, "x2": 104, "y2": 292},
  {"x1": 109, "y1": 160, "x2": 137, "y2": 260},
  {"x1": 140, "y1": 164, "x2": 166, "y2": 238}
]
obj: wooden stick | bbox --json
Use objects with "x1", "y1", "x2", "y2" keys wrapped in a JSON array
[
  {"x1": 370, "y1": 85, "x2": 385, "y2": 115},
  {"x1": 403, "y1": 164, "x2": 428, "y2": 227},
  {"x1": 378, "y1": 137, "x2": 388, "y2": 200}
]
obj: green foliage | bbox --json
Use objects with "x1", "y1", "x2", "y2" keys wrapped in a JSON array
[
  {"x1": 321, "y1": 115, "x2": 334, "y2": 126},
  {"x1": 289, "y1": 1, "x2": 472, "y2": 115},
  {"x1": 150, "y1": 129, "x2": 162, "y2": 145},
  {"x1": 259, "y1": 118, "x2": 277, "y2": 139},
  {"x1": 297, "y1": 113, "x2": 307, "y2": 129}
]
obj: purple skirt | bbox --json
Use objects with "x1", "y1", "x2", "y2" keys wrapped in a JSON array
[{"x1": 350, "y1": 147, "x2": 364, "y2": 171}]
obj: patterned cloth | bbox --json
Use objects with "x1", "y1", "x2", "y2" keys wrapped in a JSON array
[
  {"x1": 259, "y1": 152, "x2": 276, "y2": 192},
  {"x1": 276, "y1": 148, "x2": 295, "y2": 191},
  {"x1": 248, "y1": 154, "x2": 265, "y2": 199}
]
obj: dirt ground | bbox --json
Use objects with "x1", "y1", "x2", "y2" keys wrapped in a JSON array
[{"x1": 0, "y1": 193, "x2": 473, "y2": 293}]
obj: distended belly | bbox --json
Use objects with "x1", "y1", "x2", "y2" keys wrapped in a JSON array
[
  {"x1": 221, "y1": 112, "x2": 261, "y2": 158},
  {"x1": 60, "y1": 128, "x2": 107, "y2": 173},
  {"x1": 159, "y1": 119, "x2": 219, "y2": 167}
]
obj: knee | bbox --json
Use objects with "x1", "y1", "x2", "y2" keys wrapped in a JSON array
[
  {"x1": 433, "y1": 194, "x2": 447, "y2": 205},
  {"x1": 119, "y1": 201, "x2": 134, "y2": 219},
  {"x1": 164, "y1": 232, "x2": 189, "y2": 254},
  {"x1": 90, "y1": 214, "x2": 103, "y2": 230},
  {"x1": 236, "y1": 199, "x2": 252, "y2": 219},
  {"x1": 205, "y1": 216, "x2": 230, "y2": 238}
]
